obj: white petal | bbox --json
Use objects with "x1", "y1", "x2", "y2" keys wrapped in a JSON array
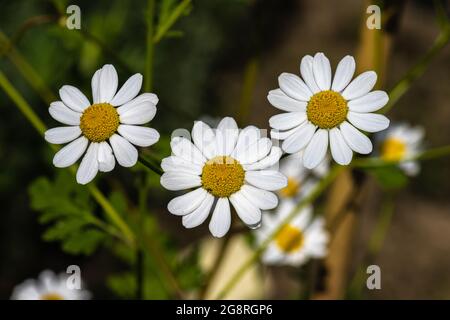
[
  {"x1": 109, "y1": 134, "x2": 138, "y2": 167},
  {"x1": 117, "y1": 93, "x2": 159, "y2": 114},
  {"x1": 281, "y1": 122, "x2": 316, "y2": 154},
  {"x1": 267, "y1": 89, "x2": 307, "y2": 112},
  {"x1": 278, "y1": 73, "x2": 312, "y2": 101},
  {"x1": 216, "y1": 117, "x2": 239, "y2": 155},
  {"x1": 313, "y1": 52, "x2": 332, "y2": 91},
  {"x1": 161, "y1": 156, "x2": 202, "y2": 175},
  {"x1": 53, "y1": 136, "x2": 88, "y2": 168},
  {"x1": 44, "y1": 126, "x2": 81, "y2": 144},
  {"x1": 59, "y1": 85, "x2": 90, "y2": 112},
  {"x1": 229, "y1": 191, "x2": 261, "y2": 226},
  {"x1": 170, "y1": 137, "x2": 206, "y2": 164},
  {"x1": 245, "y1": 170, "x2": 287, "y2": 191},
  {"x1": 303, "y1": 129, "x2": 329, "y2": 169},
  {"x1": 168, "y1": 188, "x2": 208, "y2": 216},
  {"x1": 209, "y1": 198, "x2": 231, "y2": 238},
  {"x1": 110, "y1": 73, "x2": 143, "y2": 106},
  {"x1": 243, "y1": 146, "x2": 282, "y2": 171},
  {"x1": 118, "y1": 101, "x2": 156, "y2": 125},
  {"x1": 98, "y1": 64, "x2": 118, "y2": 103},
  {"x1": 300, "y1": 55, "x2": 321, "y2": 94},
  {"x1": 98, "y1": 141, "x2": 115, "y2": 172},
  {"x1": 348, "y1": 91, "x2": 389, "y2": 113},
  {"x1": 240, "y1": 184, "x2": 278, "y2": 210},
  {"x1": 339, "y1": 121, "x2": 372, "y2": 154},
  {"x1": 235, "y1": 137, "x2": 272, "y2": 165},
  {"x1": 329, "y1": 128, "x2": 353, "y2": 165},
  {"x1": 192, "y1": 121, "x2": 216, "y2": 159},
  {"x1": 160, "y1": 172, "x2": 201, "y2": 191},
  {"x1": 91, "y1": 69, "x2": 101, "y2": 104},
  {"x1": 231, "y1": 126, "x2": 260, "y2": 158},
  {"x1": 182, "y1": 193, "x2": 214, "y2": 228},
  {"x1": 49, "y1": 101, "x2": 81, "y2": 125},
  {"x1": 347, "y1": 111, "x2": 390, "y2": 132},
  {"x1": 331, "y1": 55, "x2": 356, "y2": 92},
  {"x1": 270, "y1": 126, "x2": 302, "y2": 140},
  {"x1": 342, "y1": 71, "x2": 377, "y2": 100},
  {"x1": 269, "y1": 112, "x2": 307, "y2": 130},
  {"x1": 118, "y1": 125, "x2": 159, "y2": 147},
  {"x1": 76, "y1": 142, "x2": 99, "y2": 185}
]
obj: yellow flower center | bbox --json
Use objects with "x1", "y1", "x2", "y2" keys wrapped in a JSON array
[
  {"x1": 307, "y1": 90, "x2": 348, "y2": 129},
  {"x1": 279, "y1": 177, "x2": 300, "y2": 198},
  {"x1": 275, "y1": 224, "x2": 304, "y2": 253},
  {"x1": 80, "y1": 103, "x2": 119, "y2": 142},
  {"x1": 40, "y1": 293, "x2": 64, "y2": 300},
  {"x1": 381, "y1": 138, "x2": 407, "y2": 161},
  {"x1": 201, "y1": 156, "x2": 245, "y2": 198}
]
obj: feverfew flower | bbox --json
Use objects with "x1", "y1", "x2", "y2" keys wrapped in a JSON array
[
  {"x1": 45, "y1": 64, "x2": 160, "y2": 185},
  {"x1": 378, "y1": 123, "x2": 424, "y2": 176},
  {"x1": 256, "y1": 202, "x2": 328, "y2": 266},
  {"x1": 160, "y1": 117, "x2": 287, "y2": 238},
  {"x1": 269, "y1": 52, "x2": 390, "y2": 169},
  {"x1": 11, "y1": 270, "x2": 91, "y2": 300},
  {"x1": 278, "y1": 151, "x2": 328, "y2": 199}
]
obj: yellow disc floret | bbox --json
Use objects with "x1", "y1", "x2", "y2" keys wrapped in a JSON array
[
  {"x1": 307, "y1": 90, "x2": 348, "y2": 129},
  {"x1": 41, "y1": 293, "x2": 64, "y2": 300},
  {"x1": 201, "y1": 156, "x2": 245, "y2": 198},
  {"x1": 381, "y1": 138, "x2": 407, "y2": 161},
  {"x1": 80, "y1": 103, "x2": 119, "y2": 142},
  {"x1": 275, "y1": 224, "x2": 304, "y2": 253},
  {"x1": 279, "y1": 177, "x2": 301, "y2": 198}
]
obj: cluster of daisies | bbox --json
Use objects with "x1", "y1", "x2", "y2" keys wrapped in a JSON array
[{"x1": 31, "y1": 52, "x2": 425, "y2": 299}]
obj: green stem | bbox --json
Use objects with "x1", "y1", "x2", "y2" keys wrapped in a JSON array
[
  {"x1": 352, "y1": 145, "x2": 450, "y2": 169},
  {"x1": 0, "y1": 70, "x2": 47, "y2": 135},
  {"x1": 215, "y1": 165, "x2": 345, "y2": 299},
  {"x1": 153, "y1": 0, "x2": 191, "y2": 44},
  {"x1": 346, "y1": 192, "x2": 395, "y2": 298},
  {"x1": 236, "y1": 58, "x2": 258, "y2": 125},
  {"x1": 0, "y1": 69, "x2": 135, "y2": 246},
  {"x1": 145, "y1": 0, "x2": 156, "y2": 92},
  {"x1": 0, "y1": 30, "x2": 57, "y2": 105},
  {"x1": 382, "y1": 24, "x2": 450, "y2": 114}
]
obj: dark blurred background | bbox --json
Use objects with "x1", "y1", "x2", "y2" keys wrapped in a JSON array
[{"x1": 0, "y1": 0, "x2": 449, "y2": 299}]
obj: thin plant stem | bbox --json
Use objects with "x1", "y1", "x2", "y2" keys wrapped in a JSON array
[
  {"x1": 153, "y1": 0, "x2": 192, "y2": 44},
  {"x1": 215, "y1": 165, "x2": 345, "y2": 299},
  {"x1": 352, "y1": 145, "x2": 450, "y2": 169},
  {"x1": 236, "y1": 58, "x2": 258, "y2": 125},
  {"x1": 0, "y1": 31, "x2": 57, "y2": 105},
  {"x1": 199, "y1": 233, "x2": 232, "y2": 299},
  {"x1": 381, "y1": 24, "x2": 450, "y2": 114},
  {"x1": 346, "y1": 192, "x2": 396, "y2": 298},
  {"x1": 145, "y1": 0, "x2": 156, "y2": 92}
]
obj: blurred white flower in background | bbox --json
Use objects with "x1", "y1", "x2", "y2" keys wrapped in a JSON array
[
  {"x1": 277, "y1": 151, "x2": 329, "y2": 199},
  {"x1": 256, "y1": 202, "x2": 329, "y2": 266},
  {"x1": 10, "y1": 270, "x2": 91, "y2": 300},
  {"x1": 377, "y1": 123, "x2": 425, "y2": 176}
]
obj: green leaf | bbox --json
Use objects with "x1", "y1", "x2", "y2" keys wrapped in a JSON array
[
  {"x1": 28, "y1": 171, "x2": 108, "y2": 255},
  {"x1": 367, "y1": 166, "x2": 409, "y2": 190}
]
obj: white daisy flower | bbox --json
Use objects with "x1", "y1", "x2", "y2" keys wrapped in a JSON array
[
  {"x1": 160, "y1": 117, "x2": 287, "y2": 238},
  {"x1": 378, "y1": 123, "x2": 424, "y2": 176},
  {"x1": 256, "y1": 201, "x2": 328, "y2": 266},
  {"x1": 45, "y1": 64, "x2": 160, "y2": 185},
  {"x1": 10, "y1": 270, "x2": 91, "y2": 300},
  {"x1": 268, "y1": 52, "x2": 390, "y2": 169},
  {"x1": 278, "y1": 151, "x2": 329, "y2": 199}
]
